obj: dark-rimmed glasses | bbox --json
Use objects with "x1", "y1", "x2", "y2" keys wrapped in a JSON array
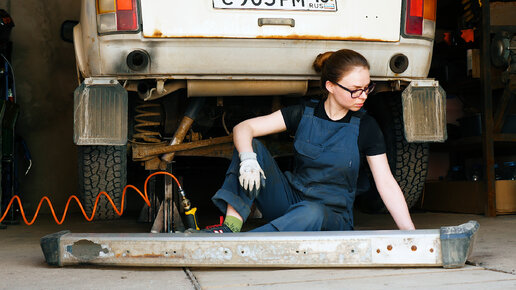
[{"x1": 331, "y1": 81, "x2": 376, "y2": 98}]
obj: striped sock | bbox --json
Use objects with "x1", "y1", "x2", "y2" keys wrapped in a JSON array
[{"x1": 223, "y1": 215, "x2": 243, "y2": 233}]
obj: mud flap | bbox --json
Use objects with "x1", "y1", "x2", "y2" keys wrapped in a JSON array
[
  {"x1": 402, "y1": 80, "x2": 447, "y2": 142},
  {"x1": 74, "y1": 79, "x2": 128, "y2": 145},
  {"x1": 41, "y1": 221, "x2": 479, "y2": 268}
]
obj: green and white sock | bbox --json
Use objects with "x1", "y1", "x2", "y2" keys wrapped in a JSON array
[{"x1": 223, "y1": 215, "x2": 243, "y2": 233}]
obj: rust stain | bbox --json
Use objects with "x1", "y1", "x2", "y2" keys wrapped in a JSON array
[
  {"x1": 411, "y1": 245, "x2": 417, "y2": 251},
  {"x1": 376, "y1": 249, "x2": 381, "y2": 254},
  {"x1": 133, "y1": 135, "x2": 233, "y2": 159},
  {"x1": 430, "y1": 248, "x2": 434, "y2": 253},
  {"x1": 143, "y1": 34, "x2": 396, "y2": 42},
  {"x1": 152, "y1": 29, "x2": 163, "y2": 37},
  {"x1": 387, "y1": 245, "x2": 393, "y2": 251}
]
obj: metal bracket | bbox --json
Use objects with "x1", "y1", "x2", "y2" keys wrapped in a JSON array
[{"x1": 83, "y1": 77, "x2": 118, "y2": 86}]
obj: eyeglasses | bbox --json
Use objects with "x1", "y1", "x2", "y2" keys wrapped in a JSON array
[{"x1": 331, "y1": 81, "x2": 376, "y2": 99}]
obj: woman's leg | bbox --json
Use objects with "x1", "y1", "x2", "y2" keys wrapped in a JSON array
[
  {"x1": 251, "y1": 201, "x2": 352, "y2": 232},
  {"x1": 211, "y1": 139, "x2": 301, "y2": 222}
]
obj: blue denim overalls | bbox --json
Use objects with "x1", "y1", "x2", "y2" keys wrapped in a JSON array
[{"x1": 212, "y1": 104, "x2": 361, "y2": 231}]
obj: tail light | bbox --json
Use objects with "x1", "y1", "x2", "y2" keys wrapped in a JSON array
[
  {"x1": 97, "y1": 0, "x2": 139, "y2": 33},
  {"x1": 405, "y1": 0, "x2": 436, "y2": 38}
]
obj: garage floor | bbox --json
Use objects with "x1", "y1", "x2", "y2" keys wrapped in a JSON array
[{"x1": 1, "y1": 211, "x2": 515, "y2": 289}]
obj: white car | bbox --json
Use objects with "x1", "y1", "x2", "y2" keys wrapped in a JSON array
[{"x1": 69, "y1": 0, "x2": 445, "y2": 219}]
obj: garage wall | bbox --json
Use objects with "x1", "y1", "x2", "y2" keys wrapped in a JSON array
[{"x1": 0, "y1": 0, "x2": 80, "y2": 213}]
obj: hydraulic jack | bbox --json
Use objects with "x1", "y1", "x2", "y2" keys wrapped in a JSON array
[{"x1": 41, "y1": 221, "x2": 478, "y2": 268}]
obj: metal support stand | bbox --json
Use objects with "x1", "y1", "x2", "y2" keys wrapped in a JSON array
[
  {"x1": 41, "y1": 221, "x2": 479, "y2": 269},
  {"x1": 150, "y1": 165, "x2": 184, "y2": 233}
]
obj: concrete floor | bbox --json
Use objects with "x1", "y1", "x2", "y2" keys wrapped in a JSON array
[{"x1": 1, "y1": 211, "x2": 515, "y2": 289}]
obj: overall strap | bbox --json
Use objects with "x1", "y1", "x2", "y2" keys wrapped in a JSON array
[
  {"x1": 303, "y1": 103, "x2": 315, "y2": 116},
  {"x1": 350, "y1": 108, "x2": 366, "y2": 125},
  {"x1": 350, "y1": 115, "x2": 361, "y2": 125}
]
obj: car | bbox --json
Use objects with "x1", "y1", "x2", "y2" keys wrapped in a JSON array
[{"x1": 67, "y1": 0, "x2": 445, "y2": 219}]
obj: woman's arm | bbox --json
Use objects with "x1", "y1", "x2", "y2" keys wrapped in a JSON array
[
  {"x1": 366, "y1": 154, "x2": 416, "y2": 230},
  {"x1": 233, "y1": 110, "x2": 287, "y2": 153}
]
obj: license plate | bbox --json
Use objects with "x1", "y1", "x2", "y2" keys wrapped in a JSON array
[{"x1": 213, "y1": 0, "x2": 337, "y2": 12}]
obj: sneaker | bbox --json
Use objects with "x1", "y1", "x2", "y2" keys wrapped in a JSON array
[
  {"x1": 203, "y1": 224, "x2": 233, "y2": 233},
  {"x1": 202, "y1": 216, "x2": 234, "y2": 233}
]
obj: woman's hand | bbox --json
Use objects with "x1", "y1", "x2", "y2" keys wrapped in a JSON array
[
  {"x1": 366, "y1": 154, "x2": 416, "y2": 230},
  {"x1": 238, "y1": 152, "x2": 266, "y2": 198}
]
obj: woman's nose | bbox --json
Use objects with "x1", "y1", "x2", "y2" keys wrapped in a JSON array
[{"x1": 358, "y1": 90, "x2": 368, "y2": 99}]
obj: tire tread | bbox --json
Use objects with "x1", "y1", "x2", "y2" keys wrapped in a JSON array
[{"x1": 78, "y1": 145, "x2": 127, "y2": 220}]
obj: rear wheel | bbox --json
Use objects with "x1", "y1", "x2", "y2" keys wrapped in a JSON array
[
  {"x1": 356, "y1": 93, "x2": 429, "y2": 212},
  {"x1": 78, "y1": 145, "x2": 127, "y2": 220}
]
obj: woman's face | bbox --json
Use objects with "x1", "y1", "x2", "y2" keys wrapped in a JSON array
[{"x1": 325, "y1": 66, "x2": 371, "y2": 112}]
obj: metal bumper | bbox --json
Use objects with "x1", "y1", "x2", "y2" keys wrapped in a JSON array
[{"x1": 41, "y1": 221, "x2": 478, "y2": 268}]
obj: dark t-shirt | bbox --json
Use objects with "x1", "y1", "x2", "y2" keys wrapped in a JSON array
[{"x1": 281, "y1": 100, "x2": 386, "y2": 157}]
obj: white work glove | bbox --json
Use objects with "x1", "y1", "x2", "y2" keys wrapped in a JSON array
[{"x1": 238, "y1": 152, "x2": 266, "y2": 198}]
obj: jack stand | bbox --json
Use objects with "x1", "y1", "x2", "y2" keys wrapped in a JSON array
[
  {"x1": 41, "y1": 221, "x2": 479, "y2": 269},
  {"x1": 150, "y1": 173, "x2": 184, "y2": 233}
]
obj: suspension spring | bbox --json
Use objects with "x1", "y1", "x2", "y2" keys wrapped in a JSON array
[{"x1": 133, "y1": 102, "x2": 163, "y2": 143}]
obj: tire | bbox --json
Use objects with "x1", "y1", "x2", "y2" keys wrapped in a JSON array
[
  {"x1": 355, "y1": 93, "x2": 429, "y2": 212},
  {"x1": 78, "y1": 145, "x2": 127, "y2": 220}
]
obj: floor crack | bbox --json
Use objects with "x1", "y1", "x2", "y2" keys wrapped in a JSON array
[
  {"x1": 183, "y1": 267, "x2": 202, "y2": 290},
  {"x1": 467, "y1": 261, "x2": 516, "y2": 276}
]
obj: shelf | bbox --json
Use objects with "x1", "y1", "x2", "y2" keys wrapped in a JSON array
[
  {"x1": 493, "y1": 133, "x2": 516, "y2": 142},
  {"x1": 423, "y1": 180, "x2": 516, "y2": 215},
  {"x1": 429, "y1": 134, "x2": 516, "y2": 154},
  {"x1": 452, "y1": 134, "x2": 516, "y2": 146}
]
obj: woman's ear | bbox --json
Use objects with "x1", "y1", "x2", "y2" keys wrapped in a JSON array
[{"x1": 325, "y1": 80, "x2": 335, "y2": 94}]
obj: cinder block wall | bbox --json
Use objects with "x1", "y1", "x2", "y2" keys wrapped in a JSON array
[{"x1": 0, "y1": 0, "x2": 80, "y2": 213}]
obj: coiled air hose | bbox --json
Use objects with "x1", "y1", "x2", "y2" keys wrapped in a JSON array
[{"x1": 0, "y1": 171, "x2": 182, "y2": 225}]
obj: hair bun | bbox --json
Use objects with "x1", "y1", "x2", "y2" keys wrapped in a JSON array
[{"x1": 312, "y1": 51, "x2": 334, "y2": 73}]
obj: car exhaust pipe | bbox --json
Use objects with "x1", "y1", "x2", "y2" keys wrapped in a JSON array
[{"x1": 127, "y1": 49, "x2": 150, "y2": 71}]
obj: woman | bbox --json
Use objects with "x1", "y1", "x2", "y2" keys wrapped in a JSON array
[{"x1": 204, "y1": 49, "x2": 415, "y2": 233}]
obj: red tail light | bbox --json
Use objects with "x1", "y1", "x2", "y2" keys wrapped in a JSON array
[
  {"x1": 406, "y1": 0, "x2": 423, "y2": 35},
  {"x1": 97, "y1": 0, "x2": 139, "y2": 33},
  {"x1": 405, "y1": 0, "x2": 436, "y2": 38},
  {"x1": 116, "y1": 0, "x2": 138, "y2": 31}
]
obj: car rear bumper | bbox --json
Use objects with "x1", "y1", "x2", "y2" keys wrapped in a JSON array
[{"x1": 80, "y1": 35, "x2": 433, "y2": 81}]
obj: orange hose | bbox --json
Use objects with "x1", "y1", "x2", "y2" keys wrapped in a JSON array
[{"x1": 0, "y1": 171, "x2": 182, "y2": 225}]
